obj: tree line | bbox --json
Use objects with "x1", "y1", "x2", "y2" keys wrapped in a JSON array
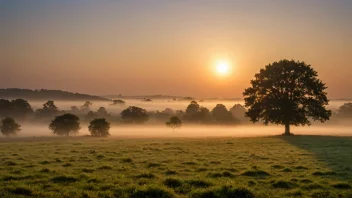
[{"x1": 1, "y1": 60, "x2": 349, "y2": 136}]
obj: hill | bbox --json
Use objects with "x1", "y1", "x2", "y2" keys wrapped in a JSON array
[{"x1": 0, "y1": 88, "x2": 110, "y2": 101}]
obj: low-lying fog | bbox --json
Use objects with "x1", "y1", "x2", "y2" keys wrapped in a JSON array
[
  {"x1": 6, "y1": 125, "x2": 351, "y2": 138},
  {"x1": 2, "y1": 99, "x2": 351, "y2": 138},
  {"x1": 28, "y1": 99, "x2": 349, "y2": 115}
]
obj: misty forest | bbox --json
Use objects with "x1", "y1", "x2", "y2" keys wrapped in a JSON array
[{"x1": 1, "y1": 1, "x2": 352, "y2": 198}]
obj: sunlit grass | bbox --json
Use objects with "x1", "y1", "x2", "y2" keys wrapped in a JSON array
[{"x1": 0, "y1": 136, "x2": 351, "y2": 197}]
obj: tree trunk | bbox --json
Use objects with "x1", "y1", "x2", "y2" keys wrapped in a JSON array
[{"x1": 284, "y1": 123, "x2": 291, "y2": 135}]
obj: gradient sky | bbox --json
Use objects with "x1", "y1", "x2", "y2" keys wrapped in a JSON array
[{"x1": 1, "y1": 0, "x2": 351, "y2": 98}]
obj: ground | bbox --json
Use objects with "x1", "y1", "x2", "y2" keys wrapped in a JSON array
[{"x1": 0, "y1": 136, "x2": 352, "y2": 198}]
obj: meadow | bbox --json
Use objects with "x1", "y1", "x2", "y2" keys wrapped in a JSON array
[{"x1": 1, "y1": 135, "x2": 352, "y2": 198}]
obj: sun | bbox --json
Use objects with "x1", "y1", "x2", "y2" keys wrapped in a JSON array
[{"x1": 215, "y1": 60, "x2": 231, "y2": 76}]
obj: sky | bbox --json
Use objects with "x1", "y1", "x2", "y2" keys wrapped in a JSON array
[{"x1": 0, "y1": 0, "x2": 351, "y2": 98}]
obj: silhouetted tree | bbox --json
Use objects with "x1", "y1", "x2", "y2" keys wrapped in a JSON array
[
  {"x1": 121, "y1": 106, "x2": 149, "y2": 124},
  {"x1": 85, "y1": 111, "x2": 96, "y2": 122},
  {"x1": 36, "y1": 100, "x2": 59, "y2": 118},
  {"x1": 81, "y1": 101, "x2": 92, "y2": 114},
  {"x1": 229, "y1": 104, "x2": 247, "y2": 121},
  {"x1": 166, "y1": 116, "x2": 182, "y2": 131},
  {"x1": 243, "y1": 59, "x2": 331, "y2": 135},
  {"x1": 70, "y1": 106, "x2": 80, "y2": 114},
  {"x1": 184, "y1": 101, "x2": 211, "y2": 122},
  {"x1": 151, "y1": 108, "x2": 175, "y2": 122},
  {"x1": 11, "y1": 99, "x2": 33, "y2": 120},
  {"x1": 1, "y1": 117, "x2": 21, "y2": 136},
  {"x1": 97, "y1": 107, "x2": 109, "y2": 117},
  {"x1": 337, "y1": 103, "x2": 352, "y2": 118},
  {"x1": 49, "y1": 114, "x2": 81, "y2": 136},
  {"x1": 143, "y1": 98, "x2": 152, "y2": 102},
  {"x1": 82, "y1": 101, "x2": 92, "y2": 109},
  {"x1": 211, "y1": 104, "x2": 234, "y2": 123},
  {"x1": 0, "y1": 99, "x2": 12, "y2": 118},
  {"x1": 111, "y1": 99, "x2": 126, "y2": 105},
  {"x1": 88, "y1": 118, "x2": 110, "y2": 137}
]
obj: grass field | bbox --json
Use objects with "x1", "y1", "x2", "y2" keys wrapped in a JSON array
[{"x1": 0, "y1": 135, "x2": 352, "y2": 198}]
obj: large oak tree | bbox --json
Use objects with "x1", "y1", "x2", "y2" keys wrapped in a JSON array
[{"x1": 243, "y1": 59, "x2": 331, "y2": 135}]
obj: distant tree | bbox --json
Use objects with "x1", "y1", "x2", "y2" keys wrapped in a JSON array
[
  {"x1": 243, "y1": 60, "x2": 331, "y2": 135},
  {"x1": 184, "y1": 101, "x2": 211, "y2": 122},
  {"x1": 49, "y1": 114, "x2": 81, "y2": 136},
  {"x1": 97, "y1": 107, "x2": 109, "y2": 117},
  {"x1": 85, "y1": 111, "x2": 96, "y2": 122},
  {"x1": 229, "y1": 104, "x2": 247, "y2": 121},
  {"x1": 184, "y1": 101, "x2": 200, "y2": 121},
  {"x1": 121, "y1": 106, "x2": 149, "y2": 124},
  {"x1": 80, "y1": 101, "x2": 92, "y2": 114},
  {"x1": 211, "y1": 104, "x2": 234, "y2": 123},
  {"x1": 0, "y1": 99, "x2": 12, "y2": 118},
  {"x1": 143, "y1": 98, "x2": 152, "y2": 102},
  {"x1": 70, "y1": 106, "x2": 80, "y2": 113},
  {"x1": 165, "y1": 116, "x2": 182, "y2": 131},
  {"x1": 88, "y1": 118, "x2": 110, "y2": 137},
  {"x1": 1, "y1": 117, "x2": 21, "y2": 136},
  {"x1": 152, "y1": 108, "x2": 175, "y2": 122},
  {"x1": 337, "y1": 103, "x2": 352, "y2": 117},
  {"x1": 10, "y1": 99, "x2": 33, "y2": 119},
  {"x1": 111, "y1": 99, "x2": 126, "y2": 105},
  {"x1": 175, "y1": 110, "x2": 185, "y2": 119},
  {"x1": 36, "y1": 100, "x2": 59, "y2": 118},
  {"x1": 82, "y1": 101, "x2": 93, "y2": 109}
]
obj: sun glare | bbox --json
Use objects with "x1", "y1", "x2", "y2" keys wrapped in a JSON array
[{"x1": 215, "y1": 60, "x2": 231, "y2": 76}]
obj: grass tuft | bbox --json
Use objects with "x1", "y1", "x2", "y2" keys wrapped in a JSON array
[
  {"x1": 50, "y1": 175, "x2": 78, "y2": 183},
  {"x1": 272, "y1": 180, "x2": 298, "y2": 189}
]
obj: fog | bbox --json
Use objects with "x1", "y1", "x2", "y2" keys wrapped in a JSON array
[
  {"x1": 2, "y1": 124, "x2": 349, "y2": 139},
  {"x1": 1, "y1": 99, "x2": 351, "y2": 139},
  {"x1": 28, "y1": 99, "x2": 349, "y2": 115}
]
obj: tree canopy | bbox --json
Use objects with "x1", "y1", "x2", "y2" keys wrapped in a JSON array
[
  {"x1": 229, "y1": 104, "x2": 247, "y2": 121},
  {"x1": 211, "y1": 104, "x2": 234, "y2": 123},
  {"x1": 184, "y1": 101, "x2": 211, "y2": 122},
  {"x1": 111, "y1": 99, "x2": 126, "y2": 105},
  {"x1": 337, "y1": 103, "x2": 352, "y2": 118},
  {"x1": 166, "y1": 116, "x2": 182, "y2": 131},
  {"x1": 49, "y1": 114, "x2": 81, "y2": 136},
  {"x1": 243, "y1": 59, "x2": 331, "y2": 135},
  {"x1": 36, "y1": 100, "x2": 59, "y2": 118},
  {"x1": 121, "y1": 106, "x2": 149, "y2": 124},
  {"x1": 1, "y1": 117, "x2": 21, "y2": 136},
  {"x1": 88, "y1": 118, "x2": 110, "y2": 137},
  {"x1": 0, "y1": 99, "x2": 33, "y2": 120}
]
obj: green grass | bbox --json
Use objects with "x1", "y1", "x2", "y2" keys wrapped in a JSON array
[{"x1": 0, "y1": 135, "x2": 352, "y2": 197}]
